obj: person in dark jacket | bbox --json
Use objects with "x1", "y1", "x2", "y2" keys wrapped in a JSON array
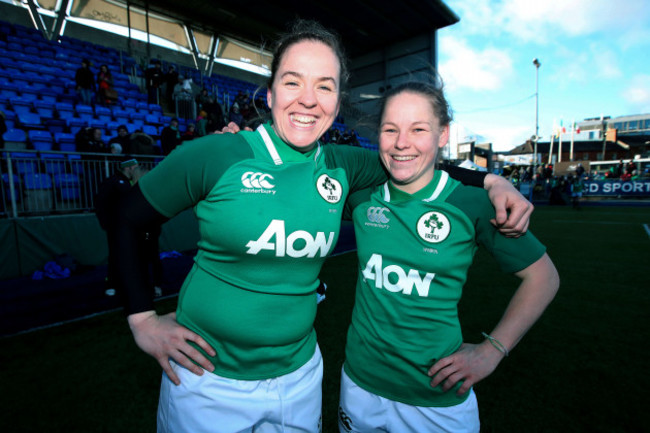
[
  {"x1": 160, "y1": 117, "x2": 182, "y2": 155},
  {"x1": 75, "y1": 59, "x2": 95, "y2": 106},
  {"x1": 94, "y1": 158, "x2": 139, "y2": 296}
]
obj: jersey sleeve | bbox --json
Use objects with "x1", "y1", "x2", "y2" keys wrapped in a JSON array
[
  {"x1": 323, "y1": 145, "x2": 388, "y2": 193},
  {"x1": 439, "y1": 163, "x2": 487, "y2": 188},
  {"x1": 139, "y1": 133, "x2": 254, "y2": 218},
  {"x1": 448, "y1": 184, "x2": 546, "y2": 274}
]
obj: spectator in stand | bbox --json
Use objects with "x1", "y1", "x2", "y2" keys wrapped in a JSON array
[
  {"x1": 130, "y1": 129, "x2": 156, "y2": 155},
  {"x1": 146, "y1": 60, "x2": 164, "y2": 105},
  {"x1": 182, "y1": 123, "x2": 197, "y2": 141},
  {"x1": 204, "y1": 96, "x2": 226, "y2": 133},
  {"x1": 94, "y1": 157, "x2": 139, "y2": 296},
  {"x1": 164, "y1": 65, "x2": 179, "y2": 110},
  {"x1": 160, "y1": 117, "x2": 183, "y2": 155},
  {"x1": 97, "y1": 64, "x2": 115, "y2": 106},
  {"x1": 228, "y1": 102, "x2": 243, "y2": 128},
  {"x1": 132, "y1": 165, "x2": 164, "y2": 298},
  {"x1": 109, "y1": 125, "x2": 132, "y2": 155},
  {"x1": 196, "y1": 111, "x2": 208, "y2": 137},
  {"x1": 196, "y1": 89, "x2": 211, "y2": 110},
  {"x1": 76, "y1": 127, "x2": 108, "y2": 155},
  {"x1": 75, "y1": 59, "x2": 95, "y2": 106}
]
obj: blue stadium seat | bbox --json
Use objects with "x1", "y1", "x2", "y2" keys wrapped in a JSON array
[
  {"x1": 2, "y1": 173, "x2": 21, "y2": 205},
  {"x1": 28, "y1": 130, "x2": 54, "y2": 151},
  {"x1": 55, "y1": 102, "x2": 75, "y2": 120},
  {"x1": 18, "y1": 112, "x2": 45, "y2": 130},
  {"x1": 76, "y1": 104, "x2": 94, "y2": 121},
  {"x1": 95, "y1": 106, "x2": 112, "y2": 122},
  {"x1": 111, "y1": 108, "x2": 130, "y2": 124},
  {"x1": 23, "y1": 172, "x2": 54, "y2": 212},
  {"x1": 39, "y1": 88, "x2": 59, "y2": 104},
  {"x1": 3, "y1": 128, "x2": 27, "y2": 150},
  {"x1": 142, "y1": 124, "x2": 158, "y2": 138},
  {"x1": 145, "y1": 113, "x2": 162, "y2": 127},
  {"x1": 10, "y1": 97, "x2": 34, "y2": 115},
  {"x1": 12, "y1": 152, "x2": 40, "y2": 175},
  {"x1": 43, "y1": 153, "x2": 67, "y2": 175},
  {"x1": 55, "y1": 132, "x2": 77, "y2": 152},
  {"x1": 54, "y1": 173, "x2": 81, "y2": 200},
  {"x1": 148, "y1": 103, "x2": 163, "y2": 114},
  {"x1": 24, "y1": 172, "x2": 52, "y2": 189},
  {"x1": 66, "y1": 117, "x2": 87, "y2": 135},
  {"x1": 34, "y1": 100, "x2": 55, "y2": 120},
  {"x1": 45, "y1": 118, "x2": 67, "y2": 135}
]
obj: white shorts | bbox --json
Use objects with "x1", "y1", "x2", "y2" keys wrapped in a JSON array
[
  {"x1": 157, "y1": 346, "x2": 323, "y2": 433},
  {"x1": 338, "y1": 368, "x2": 479, "y2": 433}
]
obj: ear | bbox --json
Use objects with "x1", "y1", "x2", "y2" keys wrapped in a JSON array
[
  {"x1": 266, "y1": 88, "x2": 273, "y2": 109},
  {"x1": 438, "y1": 125, "x2": 450, "y2": 149}
]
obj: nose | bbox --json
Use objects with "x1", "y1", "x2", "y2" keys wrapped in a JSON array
[
  {"x1": 394, "y1": 131, "x2": 409, "y2": 150},
  {"x1": 298, "y1": 85, "x2": 317, "y2": 108}
]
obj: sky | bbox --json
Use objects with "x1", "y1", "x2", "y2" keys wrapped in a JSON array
[{"x1": 437, "y1": 0, "x2": 650, "y2": 152}]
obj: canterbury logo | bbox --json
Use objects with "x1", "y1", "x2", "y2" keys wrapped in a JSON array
[
  {"x1": 367, "y1": 207, "x2": 390, "y2": 224},
  {"x1": 241, "y1": 172, "x2": 275, "y2": 189}
]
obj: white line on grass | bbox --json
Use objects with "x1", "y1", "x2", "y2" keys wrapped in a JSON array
[{"x1": 644, "y1": 224, "x2": 650, "y2": 239}]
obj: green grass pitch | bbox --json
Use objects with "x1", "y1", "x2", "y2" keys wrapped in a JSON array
[{"x1": 1, "y1": 205, "x2": 648, "y2": 432}]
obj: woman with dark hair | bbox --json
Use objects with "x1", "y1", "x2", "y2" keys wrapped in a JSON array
[
  {"x1": 118, "y1": 20, "x2": 533, "y2": 432},
  {"x1": 96, "y1": 64, "x2": 115, "y2": 105}
]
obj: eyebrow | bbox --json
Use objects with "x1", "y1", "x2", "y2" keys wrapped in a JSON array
[{"x1": 281, "y1": 71, "x2": 338, "y2": 84}]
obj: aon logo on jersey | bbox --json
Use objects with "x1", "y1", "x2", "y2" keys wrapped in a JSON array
[
  {"x1": 362, "y1": 253, "x2": 435, "y2": 297},
  {"x1": 246, "y1": 219, "x2": 335, "y2": 258}
]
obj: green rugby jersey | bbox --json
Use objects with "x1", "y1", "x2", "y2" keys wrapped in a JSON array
[
  {"x1": 139, "y1": 123, "x2": 385, "y2": 380},
  {"x1": 345, "y1": 169, "x2": 546, "y2": 407}
]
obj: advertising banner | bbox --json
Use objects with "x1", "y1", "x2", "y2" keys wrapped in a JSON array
[{"x1": 583, "y1": 180, "x2": 650, "y2": 196}]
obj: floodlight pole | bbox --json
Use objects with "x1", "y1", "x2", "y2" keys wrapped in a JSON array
[{"x1": 533, "y1": 58, "x2": 541, "y2": 173}]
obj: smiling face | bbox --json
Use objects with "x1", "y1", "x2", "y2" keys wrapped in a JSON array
[
  {"x1": 379, "y1": 91, "x2": 449, "y2": 194},
  {"x1": 267, "y1": 40, "x2": 341, "y2": 152}
]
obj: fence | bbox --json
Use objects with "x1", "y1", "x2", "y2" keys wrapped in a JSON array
[{"x1": 1, "y1": 149, "x2": 161, "y2": 218}]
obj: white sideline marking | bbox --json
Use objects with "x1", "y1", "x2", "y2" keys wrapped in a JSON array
[{"x1": 644, "y1": 224, "x2": 650, "y2": 239}]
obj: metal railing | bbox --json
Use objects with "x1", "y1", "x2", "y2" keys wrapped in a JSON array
[{"x1": 1, "y1": 150, "x2": 162, "y2": 218}]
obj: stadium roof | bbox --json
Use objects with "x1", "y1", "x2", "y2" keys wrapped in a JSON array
[{"x1": 126, "y1": 0, "x2": 459, "y2": 58}]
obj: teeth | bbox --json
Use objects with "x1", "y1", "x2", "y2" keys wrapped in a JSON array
[
  {"x1": 291, "y1": 114, "x2": 316, "y2": 125},
  {"x1": 393, "y1": 156, "x2": 416, "y2": 161}
]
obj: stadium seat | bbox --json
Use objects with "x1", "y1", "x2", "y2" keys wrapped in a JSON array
[
  {"x1": 66, "y1": 117, "x2": 87, "y2": 136},
  {"x1": 54, "y1": 173, "x2": 81, "y2": 201},
  {"x1": 12, "y1": 152, "x2": 40, "y2": 175},
  {"x1": 43, "y1": 153, "x2": 67, "y2": 175},
  {"x1": 145, "y1": 114, "x2": 162, "y2": 127},
  {"x1": 2, "y1": 128, "x2": 27, "y2": 150},
  {"x1": 2, "y1": 173, "x2": 21, "y2": 206},
  {"x1": 54, "y1": 132, "x2": 77, "y2": 152},
  {"x1": 55, "y1": 102, "x2": 75, "y2": 120},
  {"x1": 28, "y1": 130, "x2": 54, "y2": 151},
  {"x1": 39, "y1": 88, "x2": 59, "y2": 104},
  {"x1": 45, "y1": 119, "x2": 67, "y2": 135},
  {"x1": 23, "y1": 172, "x2": 53, "y2": 212},
  {"x1": 18, "y1": 112, "x2": 45, "y2": 130},
  {"x1": 34, "y1": 100, "x2": 55, "y2": 120},
  {"x1": 111, "y1": 108, "x2": 130, "y2": 124},
  {"x1": 95, "y1": 106, "x2": 112, "y2": 122},
  {"x1": 10, "y1": 97, "x2": 34, "y2": 115},
  {"x1": 142, "y1": 124, "x2": 158, "y2": 138},
  {"x1": 76, "y1": 104, "x2": 94, "y2": 121},
  {"x1": 67, "y1": 154, "x2": 84, "y2": 175}
]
